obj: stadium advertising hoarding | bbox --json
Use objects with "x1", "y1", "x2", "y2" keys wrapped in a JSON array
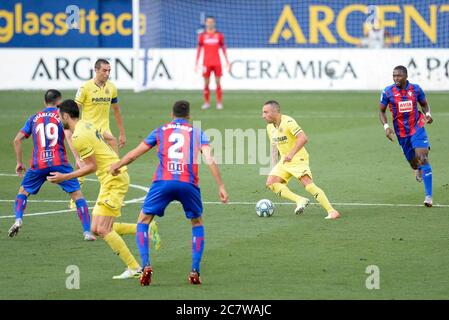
[
  {"x1": 0, "y1": 0, "x2": 448, "y2": 48},
  {"x1": 0, "y1": 49, "x2": 448, "y2": 90}
]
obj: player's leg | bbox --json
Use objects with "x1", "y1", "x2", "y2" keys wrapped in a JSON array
[
  {"x1": 91, "y1": 214, "x2": 141, "y2": 279},
  {"x1": 189, "y1": 217, "x2": 204, "y2": 285},
  {"x1": 299, "y1": 174, "x2": 340, "y2": 219},
  {"x1": 177, "y1": 182, "x2": 204, "y2": 285},
  {"x1": 415, "y1": 147, "x2": 432, "y2": 207},
  {"x1": 56, "y1": 164, "x2": 95, "y2": 240},
  {"x1": 215, "y1": 66, "x2": 223, "y2": 109},
  {"x1": 202, "y1": 67, "x2": 211, "y2": 109},
  {"x1": 102, "y1": 130, "x2": 119, "y2": 155},
  {"x1": 411, "y1": 128, "x2": 432, "y2": 207},
  {"x1": 8, "y1": 186, "x2": 30, "y2": 238},
  {"x1": 92, "y1": 173, "x2": 141, "y2": 279},
  {"x1": 9, "y1": 168, "x2": 46, "y2": 237},
  {"x1": 69, "y1": 190, "x2": 95, "y2": 241},
  {"x1": 136, "y1": 211, "x2": 155, "y2": 286},
  {"x1": 137, "y1": 181, "x2": 172, "y2": 285},
  {"x1": 266, "y1": 164, "x2": 309, "y2": 214}
]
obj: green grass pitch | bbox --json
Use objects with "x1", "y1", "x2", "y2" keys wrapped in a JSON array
[{"x1": 0, "y1": 90, "x2": 448, "y2": 299}]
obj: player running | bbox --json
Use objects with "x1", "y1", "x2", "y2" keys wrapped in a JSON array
[
  {"x1": 8, "y1": 90, "x2": 95, "y2": 241},
  {"x1": 65, "y1": 59, "x2": 126, "y2": 209},
  {"x1": 110, "y1": 100, "x2": 228, "y2": 286},
  {"x1": 48, "y1": 99, "x2": 160, "y2": 280},
  {"x1": 262, "y1": 100, "x2": 340, "y2": 220},
  {"x1": 379, "y1": 65, "x2": 434, "y2": 207},
  {"x1": 195, "y1": 16, "x2": 230, "y2": 110}
]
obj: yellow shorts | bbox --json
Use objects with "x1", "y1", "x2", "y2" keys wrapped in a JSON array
[
  {"x1": 92, "y1": 171, "x2": 129, "y2": 217},
  {"x1": 269, "y1": 160, "x2": 313, "y2": 183}
]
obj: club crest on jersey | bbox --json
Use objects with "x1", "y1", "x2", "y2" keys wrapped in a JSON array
[
  {"x1": 398, "y1": 100, "x2": 413, "y2": 113},
  {"x1": 408, "y1": 91, "x2": 413, "y2": 97},
  {"x1": 105, "y1": 88, "x2": 110, "y2": 95}
]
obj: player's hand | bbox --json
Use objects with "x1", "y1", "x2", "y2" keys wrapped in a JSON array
[
  {"x1": 15, "y1": 163, "x2": 26, "y2": 177},
  {"x1": 283, "y1": 155, "x2": 293, "y2": 164},
  {"x1": 118, "y1": 134, "x2": 126, "y2": 148},
  {"x1": 385, "y1": 128, "x2": 395, "y2": 142},
  {"x1": 225, "y1": 62, "x2": 231, "y2": 72},
  {"x1": 194, "y1": 64, "x2": 199, "y2": 73},
  {"x1": 47, "y1": 172, "x2": 66, "y2": 183},
  {"x1": 425, "y1": 113, "x2": 433, "y2": 124},
  {"x1": 109, "y1": 162, "x2": 121, "y2": 176},
  {"x1": 218, "y1": 185, "x2": 228, "y2": 203}
]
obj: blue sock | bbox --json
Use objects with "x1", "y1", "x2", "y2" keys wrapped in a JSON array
[
  {"x1": 75, "y1": 198, "x2": 91, "y2": 233},
  {"x1": 419, "y1": 163, "x2": 433, "y2": 197},
  {"x1": 136, "y1": 223, "x2": 150, "y2": 267},
  {"x1": 192, "y1": 225, "x2": 205, "y2": 273},
  {"x1": 14, "y1": 194, "x2": 28, "y2": 221}
]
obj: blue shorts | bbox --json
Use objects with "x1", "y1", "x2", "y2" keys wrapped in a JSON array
[
  {"x1": 142, "y1": 180, "x2": 203, "y2": 219},
  {"x1": 21, "y1": 164, "x2": 80, "y2": 195},
  {"x1": 397, "y1": 127, "x2": 430, "y2": 162}
]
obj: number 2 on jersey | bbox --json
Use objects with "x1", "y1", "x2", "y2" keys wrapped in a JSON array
[{"x1": 168, "y1": 133, "x2": 184, "y2": 159}]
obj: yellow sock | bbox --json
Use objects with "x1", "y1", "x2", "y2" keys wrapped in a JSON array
[
  {"x1": 103, "y1": 231, "x2": 140, "y2": 270},
  {"x1": 268, "y1": 183, "x2": 306, "y2": 204},
  {"x1": 305, "y1": 183, "x2": 334, "y2": 213},
  {"x1": 113, "y1": 223, "x2": 137, "y2": 235},
  {"x1": 78, "y1": 175, "x2": 85, "y2": 188}
]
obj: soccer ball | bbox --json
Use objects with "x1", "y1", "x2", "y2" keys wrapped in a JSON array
[{"x1": 255, "y1": 199, "x2": 274, "y2": 217}]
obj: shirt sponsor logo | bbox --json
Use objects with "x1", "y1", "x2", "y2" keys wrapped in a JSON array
[
  {"x1": 398, "y1": 100, "x2": 413, "y2": 113},
  {"x1": 204, "y1": 38, "x2": 219, "y2": 44},
  {"x1": 167, "y1": 161, "x2": 184, "y2": 174},
  {"x1": 91, "y1": 97, "x2": 111, "y2": 103},
  {"x1": 40, "y1": 150, "x2": 54, "y2": 162}
]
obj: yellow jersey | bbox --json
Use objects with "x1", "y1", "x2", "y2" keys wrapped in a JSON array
[
  {"x1": 72, "y1": 120, "x2": 126, "y2": 180},
  {"x1": 75, "y1": 79, "x2": 118, "y2": 132},
  {"x1": 267, "y1": 114, "x2": 309, "y2": 163}
]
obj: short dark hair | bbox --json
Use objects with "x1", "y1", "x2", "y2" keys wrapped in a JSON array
[
  {"x1": 393, "y1": 65, "x2": 408, "y2": 75},
  {"x1": 173, "y1": 100, "x2": 190, "y2": 118},
  {"x1": 44, "y1": 89, "x2": 61, "y2": 104},
  {"x1": 205, "y1": 16, "x2": 215, "y2": 21},
  {"x1": 264, "y1": 100, "x2": 280, "y2": 111},
  {"x1": 95, "y1": 59, "x2": 110, "y2": 70},
  {"x1": 58, "y1": 99, "x2": 80, "y2": 119}
]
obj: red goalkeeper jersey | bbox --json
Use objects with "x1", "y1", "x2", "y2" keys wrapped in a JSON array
[{"x1": 197, "y1": 31, "x2": 226, "y2": 67}]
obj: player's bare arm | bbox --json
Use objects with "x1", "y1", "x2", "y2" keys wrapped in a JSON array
[
  {"x1": 47, "y1": 154, "x2": 97, "y2": 184},
  {"x1": 201, "y1": 144, "x2": 228, "y2": 203},
  {"x1": 284, "y1": 131, "x2": 307, "y2": 163},
  {"x1": 13, "y1": 131, "x2": 26, "y2": 177},
  {"x1": 112, "y1": 103, "x2": 126, "y2": 148},
  {"x1": 64, "y1": 129, "x2": 83, "y2": 169},
  {"x1": 271, "y1": 144, "x2": 279, "y2": 166},
  {"x1": 379, "y1": 103, "x2": 395, "y2": 142},
  {"x1": 109, "y1": 141, "x2": 151, "y2": 176},
  {"x1": 195, "y1": 43, "x2": 202, "y2": 72},
  {"x1": 419, "y1": 100, "x2": 433, "y2": 124}
]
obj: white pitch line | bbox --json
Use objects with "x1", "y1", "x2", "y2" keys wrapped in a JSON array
[
  {"x1": 0, "y1": 173, "x2": 149, "y2": 219},
  {"x1": 202, "y1": 201, "x2": 449, "y2": 208}
]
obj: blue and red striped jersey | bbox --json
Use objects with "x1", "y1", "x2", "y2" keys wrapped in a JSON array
[
  {"x1": 20, "y1": 107, "x2": 68, "y2": 170},
  {"x1": 143, "y1": 119, "x2": 209, "y2": 187},
  {"x1": 380, "y1": 81, "x2": 427, "y2": 138}
]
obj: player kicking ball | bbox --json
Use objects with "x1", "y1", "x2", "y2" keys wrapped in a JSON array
[
  {"x1": 48, "y1": 99, "x2": 160, "y2": 280},
  {"x1": 110, "y1": 100, "x2": 228, "y2": 286},
  {"x1": 262, "y1": 100, "x2": 340, "y2": 220},
  {"x1": 8, "y1": 90, "x2": 95, "y2": 241},
  {"x1": 379, "y1": 65, "x2": 434, "y2": 207},
  {"x1": 195, "y1": 16, "x2": 230, "y2": 110}
]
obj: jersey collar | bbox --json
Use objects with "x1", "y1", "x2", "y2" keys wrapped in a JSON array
[{"x1": 171, "y1": 118, "x2": 189, "y2": 124}]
